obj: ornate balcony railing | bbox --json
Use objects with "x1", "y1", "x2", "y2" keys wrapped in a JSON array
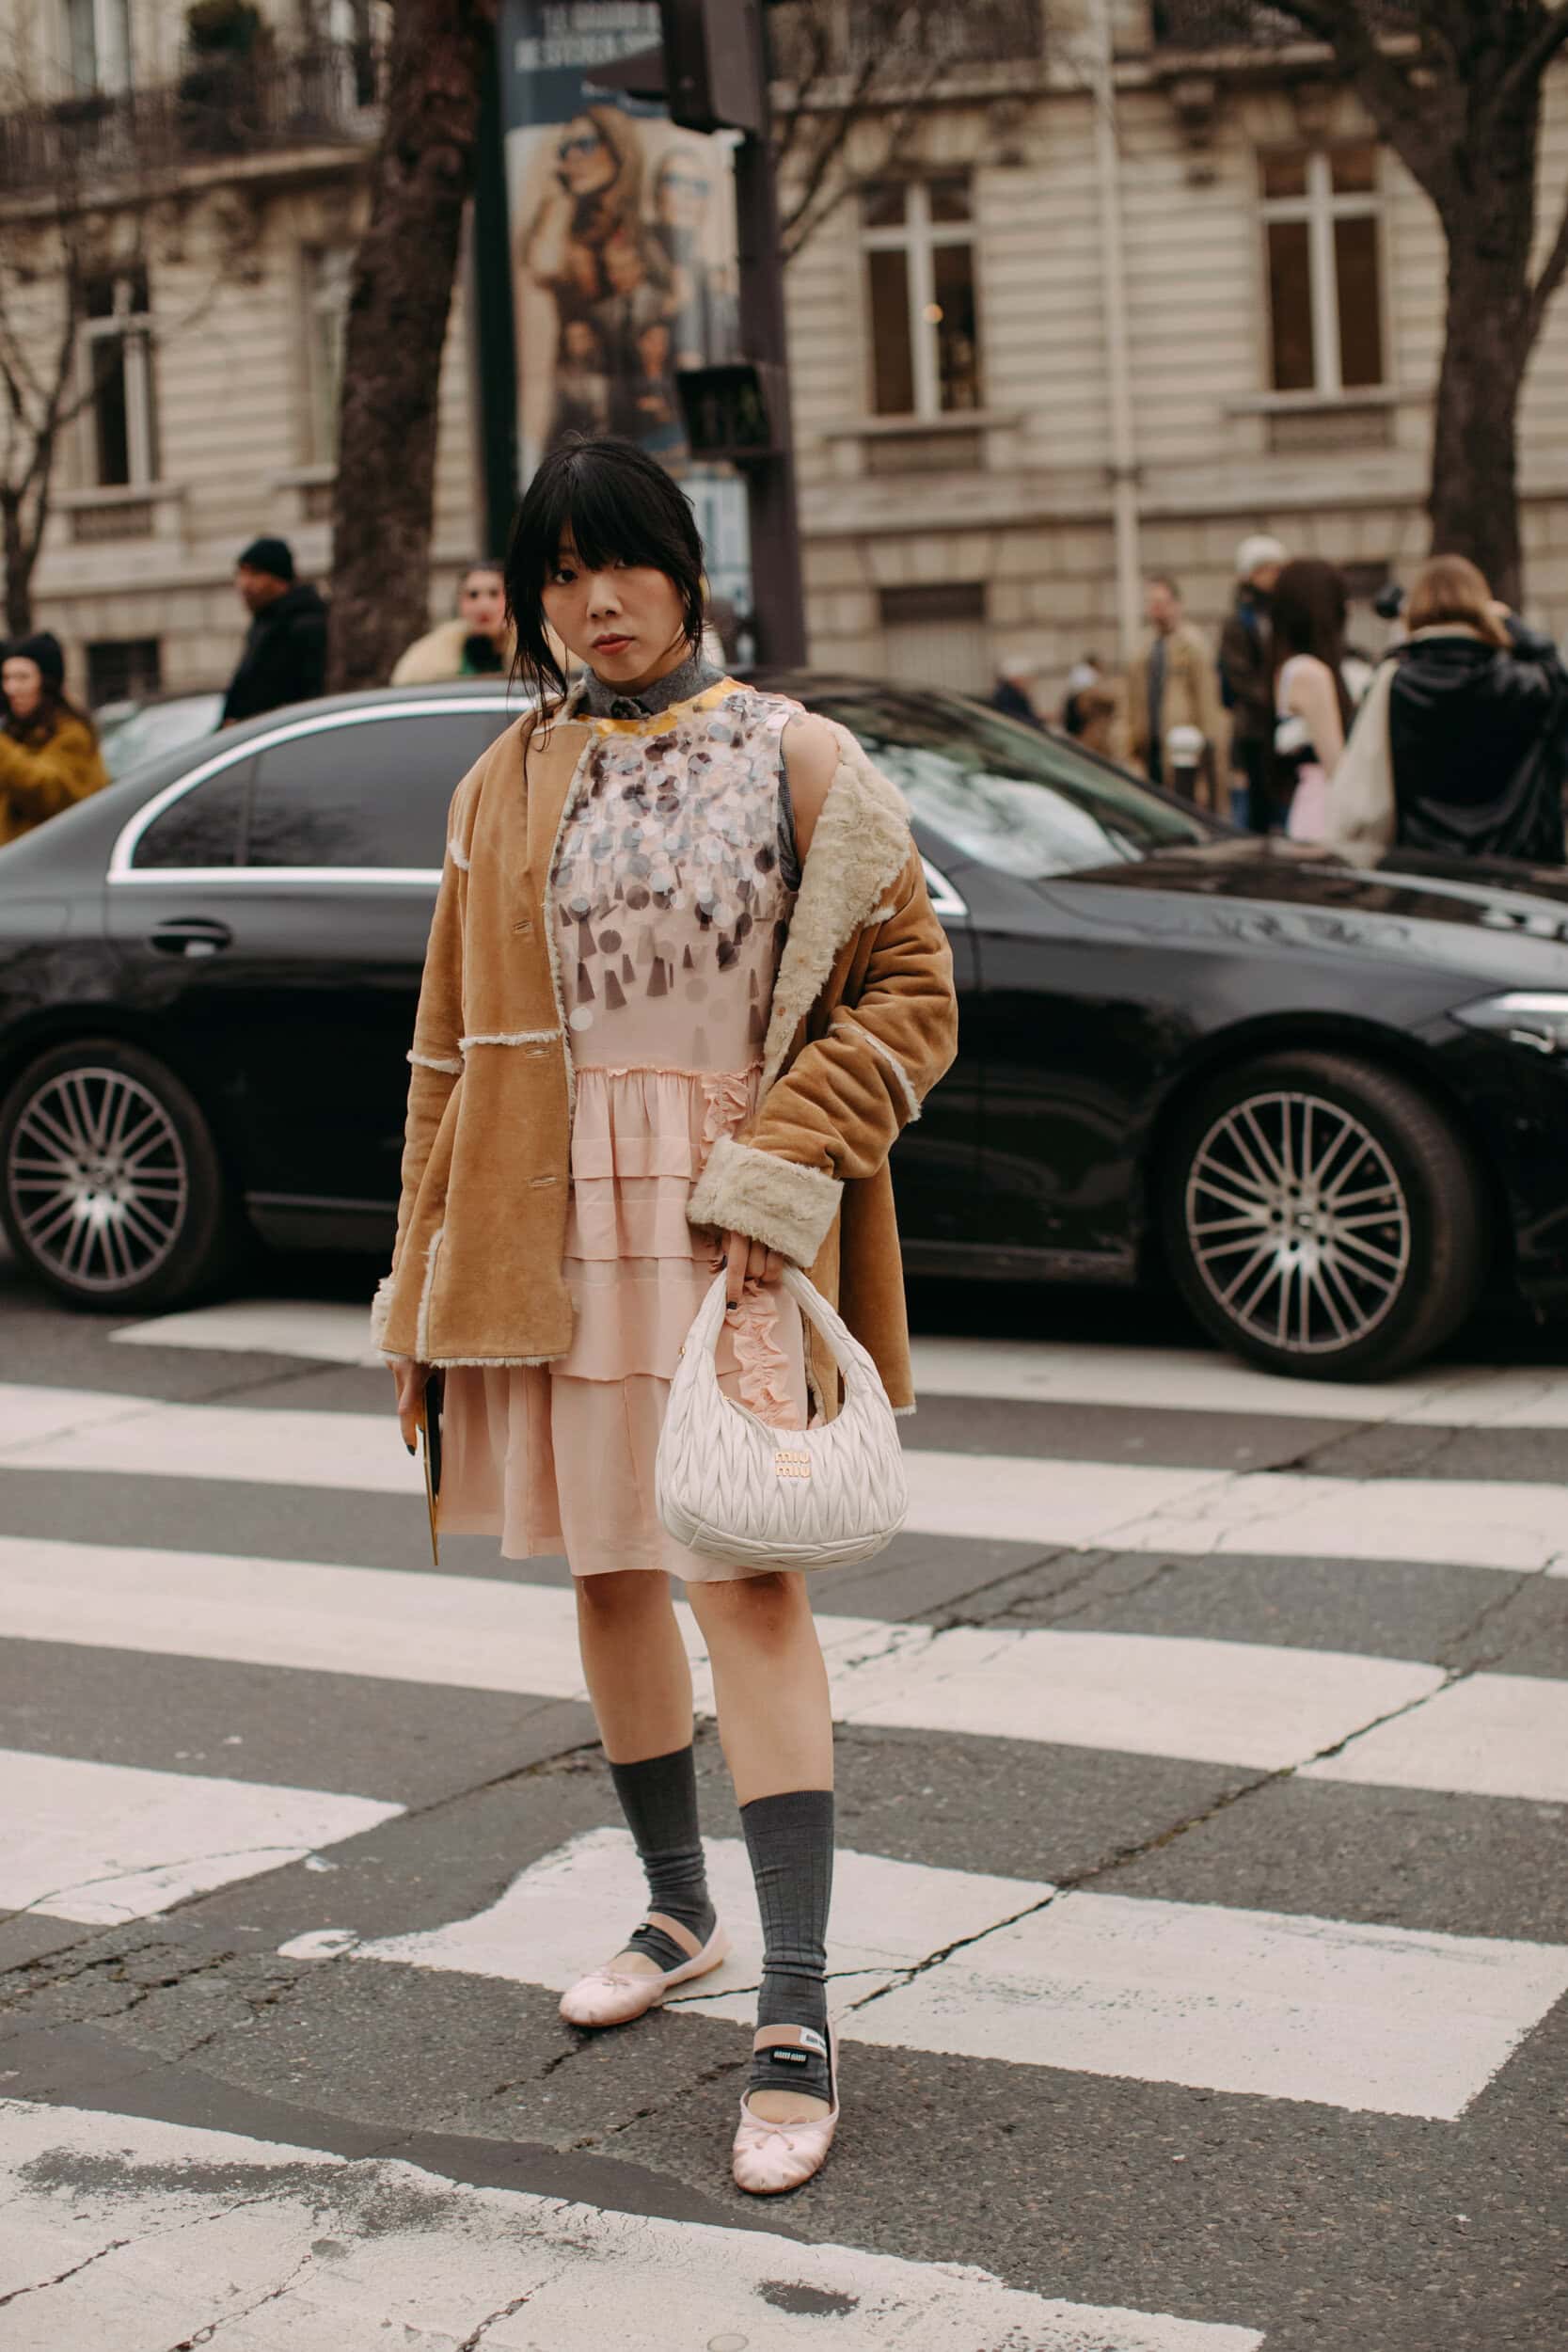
[
  {"x1": 0, "y1": 40, "x2": 382, "y2": 200},
  {"x1": 1150, "y1": 0, "x2": 1416, "y2": 51}
]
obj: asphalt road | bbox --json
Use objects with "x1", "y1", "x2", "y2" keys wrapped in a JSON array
[{"x1": 0, "y1": 1245, "x2": 1564, "y2": 2350}]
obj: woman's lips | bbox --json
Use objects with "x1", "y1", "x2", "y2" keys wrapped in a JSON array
[{"x1": 594, "y1": 635, "x2": 632, "y2": 653}]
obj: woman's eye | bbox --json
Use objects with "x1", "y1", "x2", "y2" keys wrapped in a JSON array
[{"x1": 551, "y1": 568, "x2": 576, "y2": 586}]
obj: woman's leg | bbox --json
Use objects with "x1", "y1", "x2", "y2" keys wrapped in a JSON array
[
  {"x1": 686, "y1": 1571, "x2": 835, "y2": 2122},
  {"x1": 574, "y1": 1570, "x2": 713, "y2": 1979}
]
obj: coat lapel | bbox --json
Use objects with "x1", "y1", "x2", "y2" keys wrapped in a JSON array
[{"x1": 760, "y1": 723, "x2": 912, "y2": 1093}]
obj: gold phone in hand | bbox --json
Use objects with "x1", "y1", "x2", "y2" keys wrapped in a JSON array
[{"x1": 418, "y1": 1369, "x2": 444, "y2": 1566}]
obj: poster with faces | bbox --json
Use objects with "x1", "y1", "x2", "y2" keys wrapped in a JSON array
[{"x1": 500, "y1": 1, "x2": 751, "y2": 612}]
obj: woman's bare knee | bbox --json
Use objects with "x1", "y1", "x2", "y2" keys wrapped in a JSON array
[
  {"x1": 689, "y1": 1569, "x2": 808, "y2": 1643},
  {"x1": 576, "y1": 1569, "x2": 673, "y2": 1621}
]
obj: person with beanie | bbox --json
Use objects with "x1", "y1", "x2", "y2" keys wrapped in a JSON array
[
  {"x1": 0, "y1": 631, "x2": 108, "y2": 847},
  {"x1": 1219, "y1": 533, "x2": 1287, "y2": 830},
  {"x1": 220, "y1": 536, "x2": 329, "y2": 726}
]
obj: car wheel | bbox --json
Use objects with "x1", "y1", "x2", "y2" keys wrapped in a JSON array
[
  {"x1": 0, "y1": 1038, "x2": 241, "y2": 1312},
  {"x1": 1161, "y1": 1049, "x2": 1486, "y2": 1381}
]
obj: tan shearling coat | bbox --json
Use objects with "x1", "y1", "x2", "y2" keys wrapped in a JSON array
[{"x1": 371, "y1": 683, "x2": 959, "y2": 1414}]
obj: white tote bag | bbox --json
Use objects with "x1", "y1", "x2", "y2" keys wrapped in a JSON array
[{"x1": 656, "y1": 1267, "x2": 909, "y2": 1572}]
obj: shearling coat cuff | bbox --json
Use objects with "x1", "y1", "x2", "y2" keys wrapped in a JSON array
[{"x1": 687, "y1": 1136, "x2": 843, "y2": 1266}]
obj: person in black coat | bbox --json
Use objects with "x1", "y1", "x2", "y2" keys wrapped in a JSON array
[
  {"x1": 1327, "y1": 552, "x2": 1568, "y2": 864},
  {"x1": 220, "y1": 536, "x2": 328, "y2": 726}
]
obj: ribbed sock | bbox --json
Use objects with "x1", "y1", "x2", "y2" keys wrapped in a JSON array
[
  {"x1": 740, "y1": 1788, "x2": 834, "y2": 2106},
  {"x1": 609, "y1": 1745, "x2": 717, "y2": 1975}
]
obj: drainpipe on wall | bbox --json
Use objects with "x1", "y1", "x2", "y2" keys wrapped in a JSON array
[{"x1": 1087, "y1": 0, "x2": 1142, "y2": 663}]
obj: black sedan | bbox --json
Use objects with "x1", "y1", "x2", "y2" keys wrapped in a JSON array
[{"x1": 4, "y1": 674, "x2": 1568, "y2": 1382}]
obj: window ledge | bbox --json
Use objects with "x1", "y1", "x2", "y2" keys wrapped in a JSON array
[
  {"x1": 55, "y1": 481, "x2": 185, "y2": 510},
  {"x1": 821, "y1": 408, "x2": 1021, "y2": 441},
  {"x1": 1224, "y1": 388, "x2": 1402, "y2": 417},
  {"x1": 270, "y1": 463, "x2": 336, "y2": 489}
]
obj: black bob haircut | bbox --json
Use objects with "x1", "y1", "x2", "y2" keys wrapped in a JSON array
[{"x1": 505, "y1": 435, "x2": 706, "y2": 707}]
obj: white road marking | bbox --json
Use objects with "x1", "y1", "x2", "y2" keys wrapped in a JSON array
[
  {"x1": 1304, "y1": 1672, "x2": 1568, "y2": 1804},
  {"x1": 279, "y1": 1826, "x2": 1568, "y2": 2122},
  {"x1": 0, "y1": 1534, "x2": 1525, "y2": 1792},
  {"x1": 0, "y1": 2099, "x2": 1264, "y2": 2350},
  {"x1": 7, "y1": 1381, "x2": 1568, "y2": 1570},
  {"x1": 113, "y1": 1297, "x2": 386, "y2": 1366},
  {"x1": 0, "y1": 1749, "x2": 400, "y2": 1926},
  {"x1": 112, "y1": 1297, "x2": 1568, "y2": 1428}
]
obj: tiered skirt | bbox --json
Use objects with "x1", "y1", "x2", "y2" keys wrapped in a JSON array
[{"x1": 439, "y1": 1064, "x2": 808, "y2": 1580}]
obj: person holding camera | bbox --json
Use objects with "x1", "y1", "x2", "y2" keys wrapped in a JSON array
[{"x1": 1326, "y1": 555, "x2": 1568, "y2": 865}]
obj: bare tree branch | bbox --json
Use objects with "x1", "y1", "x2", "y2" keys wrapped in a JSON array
[
  {"x1": 1527, "y1": 175, "x2": 1568, "y2": 349},
  {"x1": 1497, "y1": 0, "x2": 1568, "y2": 111}
]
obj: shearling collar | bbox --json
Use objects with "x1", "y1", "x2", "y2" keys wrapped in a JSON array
[{"x1": 759, "y1": 722, "x2": 912, "y2": 1092}]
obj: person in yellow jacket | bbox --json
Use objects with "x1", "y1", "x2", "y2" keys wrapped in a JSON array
[
  {"x1": 390, "y1": 561, "x2": 518, "y2": 684},
  {"x1": 0, "y1": 632, "x2": 109, "y2": 848}
]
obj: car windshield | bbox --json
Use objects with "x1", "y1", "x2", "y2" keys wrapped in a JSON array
[
  {"x1": 810, "y1": 685, "x2": 1215, "y2": 877},
  {"x1": 100, "y1": 693, "x2": 225, "y2": 783}
]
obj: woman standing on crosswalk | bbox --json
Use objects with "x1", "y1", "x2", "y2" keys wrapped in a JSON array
[{"x1": 374, "y1": 435, "x2": 958, "y2": 2193}]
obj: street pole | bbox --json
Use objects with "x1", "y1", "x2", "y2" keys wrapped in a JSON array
[
  {"x1": 1087, "y1": 0, "x2": 1142, "y2": 666},
  {"x1": 731, "y1": 4, "x2": 806, "y2": 666}
]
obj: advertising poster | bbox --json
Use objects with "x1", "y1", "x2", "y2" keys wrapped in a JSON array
[{"x1": 499, "y1": 0, "x2": 751, "y2": 614}]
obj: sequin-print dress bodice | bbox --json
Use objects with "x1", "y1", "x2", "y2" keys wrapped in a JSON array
[
  {"x1": 546, "y1": 681, "x2": 800, "y2": 1395},
  {"x1": 554, "y1": 685, "x2": 797, "y2": 1074}
]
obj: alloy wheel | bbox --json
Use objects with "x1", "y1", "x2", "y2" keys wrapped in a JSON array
[
  {"x1": 1184, "y1": 1088, "x2": 1412, "y2": 1357},
  {"x1": 7, "y1": 1066, "x2": 190, "y2": 1294}
]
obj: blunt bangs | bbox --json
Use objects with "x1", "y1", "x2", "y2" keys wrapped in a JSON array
[{"x1": 505, "y1": 436, "x2": 706, "y2": 709}]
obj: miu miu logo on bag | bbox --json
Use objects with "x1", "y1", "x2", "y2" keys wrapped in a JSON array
[{"x1": 773, "y1": 1448, "x2": 812, "y2": 1481}]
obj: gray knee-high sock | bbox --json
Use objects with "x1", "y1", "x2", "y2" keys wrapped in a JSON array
[
  {"x1": 609, "y1": 1746, "x2": 717, "y2": 1974},
  {"x1": 741, "y1": 1788, "x2": 834, "y2": 2106}
]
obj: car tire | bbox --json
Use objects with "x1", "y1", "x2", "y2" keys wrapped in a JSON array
[
  {"x1": 1160, "y1": 1049, "x2": 1486, "y2": 1382},
  {"x1": 0, "y1": 1037, "x2": 242, "y2": 1312}
]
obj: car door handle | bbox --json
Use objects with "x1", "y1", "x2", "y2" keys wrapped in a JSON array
[{"x1": 150, "y1": 916, "x2": 233, "y2": 959}]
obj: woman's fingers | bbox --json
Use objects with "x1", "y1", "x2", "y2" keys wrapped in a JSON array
[
  {"x1": 721, "y1": 1230, "x2": 785, "y2": 1309},
  {"x1": 390, "y1": 1360, "x2": 429, "y2": 1454}
]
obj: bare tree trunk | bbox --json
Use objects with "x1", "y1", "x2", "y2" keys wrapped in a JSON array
[
  {"x1": 2, "y1": 494, "x2": 33, "y2": 638},
  {"x1": 1428, "y1": 230, "x2": 1529, "y2": 608},
  {"x1": 327, "y1": 0, "x2": 498, "y2": 694}
]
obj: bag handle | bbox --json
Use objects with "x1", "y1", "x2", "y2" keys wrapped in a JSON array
[{"x1": 687, "y1": 1267, "x2": 883, "y2": 1402}]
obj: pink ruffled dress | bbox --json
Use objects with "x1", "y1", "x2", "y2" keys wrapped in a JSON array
[{"x1": 439, "y1": 679, "x2": 809, "y2": 1581}]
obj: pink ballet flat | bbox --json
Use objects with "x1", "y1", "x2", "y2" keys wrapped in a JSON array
[
  {"x1": 732, "y1": 2024, "x2": 839, "y2": 2195},
  {"x1": 559, "y1": 1914, "x2": 728, "y2": 2029}
]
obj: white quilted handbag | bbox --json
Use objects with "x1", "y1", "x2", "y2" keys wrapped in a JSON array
[{"x1": 656, "y1": 1266, "x2": 909, "y2": 1572}]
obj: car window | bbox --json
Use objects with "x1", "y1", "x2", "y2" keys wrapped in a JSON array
[
  {"x1": 246, "y1": 710, "x2": 517, "y2": 869},
  {"x1": 811, "y1": 686, "x2": 1212, "y2": 877},
  {"x1": 132, "y1": 758, "x2": 253, "y2": 869},
  {"x1": 102, "y1": 693, "x2": 227, "y2": 782}
]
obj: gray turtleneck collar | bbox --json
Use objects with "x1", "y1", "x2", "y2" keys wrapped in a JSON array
[{"x1": 579, "y1": 644, "x2": 725, "y2": 721}]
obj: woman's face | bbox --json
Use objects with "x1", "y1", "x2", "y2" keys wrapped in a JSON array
[
  {"x1": 556, "y1": 116, "x2": 615, "y2": 199},
  {"x1": 2, "y1": 657, "x2": 42, "y2": 720},
  {"x1": 542, "y1": 534, "x2": 687, "y2": 691},
  {"x1": 458, "y1": 569, "x2": 506, "y2": 640}
]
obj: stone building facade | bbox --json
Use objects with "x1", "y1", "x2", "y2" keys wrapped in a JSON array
[{"x1": 5, "y1": 1, "x2": 1568, "y2": 709}]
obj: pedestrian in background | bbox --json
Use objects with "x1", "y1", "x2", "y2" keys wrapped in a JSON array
[
  {"x1": 1271, "y1": 557, "x2": 1354, "y2": 842},
  {"x1": 220, "y1": 538, "x2": 328, "y2": 727},
  {"x1": 392, "y1": 560, "x2": 517, "y2": 684},
  {"x1": 1125, "y1": 576, "x2": 1225, "y2": 803},
  {"x1": 1219, "y1": 534, "x2": 1286, "y2": 831},
  {"x1": 1060, "y1": 656, "x2": 1103, "y2": 738},
  {"x1": 377, "y1": 436, "x2": 958, "y2": 2197},
  {"x1": 0, "y1": 631, "x2": 108, "y2": 847},
  {"x1": 991, "y1": 656, "x2": 1045, "y2": 727},
  {"x1": 1326, "y1": 553, "x2": 1568, "y2": 865}
]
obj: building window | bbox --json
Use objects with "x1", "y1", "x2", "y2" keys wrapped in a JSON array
[
  {"x1": 304, "y1": 247, "x2": 353, "y2": 464},
  {"x1": 87, "y1": 637, "x2": 162, "y2": 707},
  {"x1": 862, "y1": 177, "x2": 982, "y2": 419},
  {"x1": 879, "y1": 582, "x2": 990, "y2": 695},
  {"x1": 64, "y1": 0, "x2": 132, "y2": 91},
  {"x1": 79, "y1": 269, "x2": 158, "y2": 488},
  {"x1": 1259, "y1": 146, "x2": 1385, "y2": 397}
]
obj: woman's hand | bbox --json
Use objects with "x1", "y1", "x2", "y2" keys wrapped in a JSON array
[
  {"x1": 721, "y1": 1230, "x2": 784, "y2": 1311},
  {"x1": 390, "y1": 1359, "x2": 430, "y2": 1454}
]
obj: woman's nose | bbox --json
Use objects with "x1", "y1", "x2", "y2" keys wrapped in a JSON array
[{"x1": 585, "y1": 573, "x2": 623, "y2": 612}]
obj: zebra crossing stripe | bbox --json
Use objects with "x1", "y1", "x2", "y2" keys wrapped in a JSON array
[
  {"x1": 110, "y1": 1296, "x2": 1568, "y2": 1430},
  {"x1": 0, "y1": 1748, "x2": 401, "y2": 1925},
  {"x1": 1, "y1": 1534, "x2": 1562, "y2": 1800},
  {"x1": 278, "y1": 1825, "x2": 1568, "y2": 2122},
  {"x1": 7, "y1": 1381, "x2": 1568, "y2": 1571},
  {"x1": 0, "y1": 2099, "x2": 1265, "y2": 2348}
]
